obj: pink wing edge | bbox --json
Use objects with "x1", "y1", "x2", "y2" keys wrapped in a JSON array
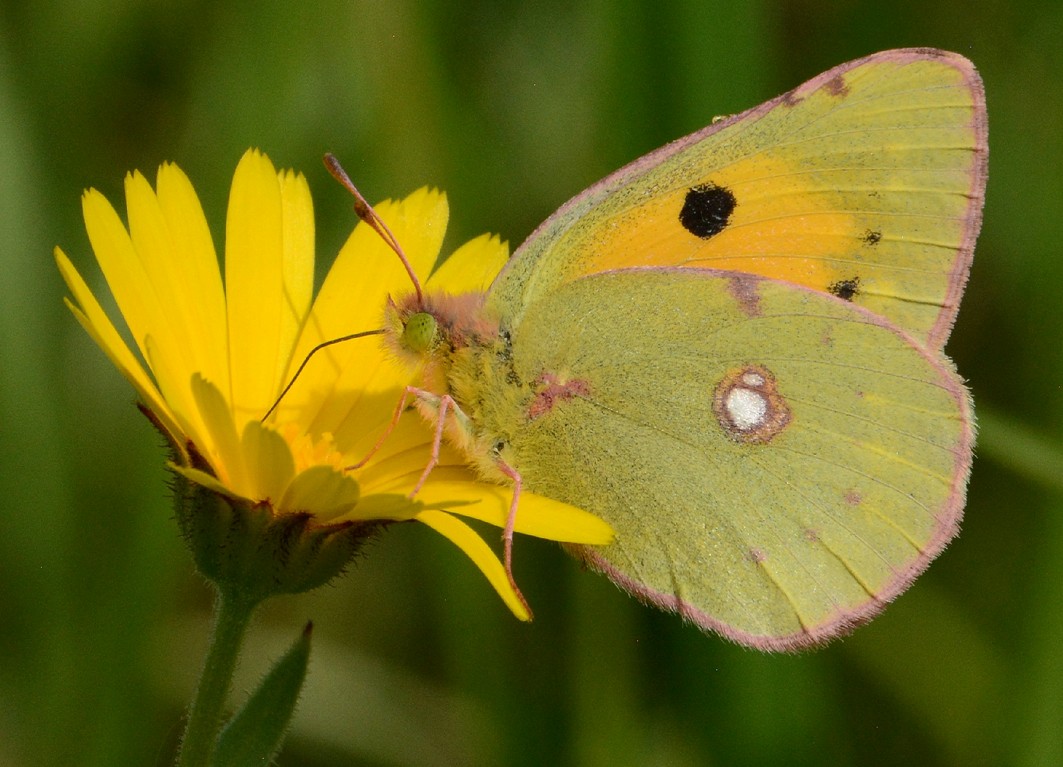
[
  {"x1": 493, "y1": 48, "x2": 989, "y2": 355},
  {"x1": 924, "y1": 51, "x2": 988, "y2": 351},
  {"x1": 559, "y1": 266, "x2": 976, "y2": 652}
]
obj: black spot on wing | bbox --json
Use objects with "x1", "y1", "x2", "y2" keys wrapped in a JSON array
[
  {"x1": 828, "y1": 277, "x2": 861, "y2": 301},
  {"x1": 679, "y1": 183, "x2": 736, "y2": 239},
  {"x1": 862, "y1": 229, "x2": 882, "y2": 246}
]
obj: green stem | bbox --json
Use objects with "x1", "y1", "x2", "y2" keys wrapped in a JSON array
[{"x1": 176, "y1": 588, "x2": 259, "y2": 767}]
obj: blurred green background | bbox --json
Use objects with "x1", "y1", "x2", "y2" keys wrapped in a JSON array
[{"x1": 1, "y1": 1, "x2": 1060, "y2": 765}]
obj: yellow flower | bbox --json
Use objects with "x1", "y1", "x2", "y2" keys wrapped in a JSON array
[{"x1": 56, "y1": 148, "x2": 612, "y2": 617}]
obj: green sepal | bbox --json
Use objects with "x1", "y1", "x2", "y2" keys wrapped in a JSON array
[
  {"x1": 171, "y1": 466, "x2": 378, "y2": 603},
  {"x1": 211, "y1": 622, "x2": 314, "y2": 767}
]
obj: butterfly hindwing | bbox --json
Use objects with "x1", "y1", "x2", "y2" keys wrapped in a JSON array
[{"x1": 477, "y1": 268, "x2": 972, "y2": 649}]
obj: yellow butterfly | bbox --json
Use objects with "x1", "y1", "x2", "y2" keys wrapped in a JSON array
[{"x1": 368, "y1": 48, "x2": 987, "y2": 650}]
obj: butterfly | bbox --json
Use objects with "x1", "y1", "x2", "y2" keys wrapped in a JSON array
[{"x1": 363, "y1": 48, "x2": 986, "y2": 650}]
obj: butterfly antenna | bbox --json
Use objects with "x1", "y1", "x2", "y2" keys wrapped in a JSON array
[
  {"x1": 262, "y1": 329, "x2": 387, "y2": 423},
  {"x1": 324, "y1": 153, "x2": 424, "y2": 305}
]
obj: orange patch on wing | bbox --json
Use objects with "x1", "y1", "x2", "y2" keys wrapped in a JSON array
[{"x1": 575, "y1": 154, "x2": 859, "y2": 291}]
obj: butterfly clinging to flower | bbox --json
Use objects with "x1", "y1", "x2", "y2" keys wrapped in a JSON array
[{"x1": 345, "y1": 48, "x2": 987, "y2": 650}]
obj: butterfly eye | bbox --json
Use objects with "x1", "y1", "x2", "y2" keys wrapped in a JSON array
[{"x1": 403, "y1": 312, "x2": 438, "y2": 353}]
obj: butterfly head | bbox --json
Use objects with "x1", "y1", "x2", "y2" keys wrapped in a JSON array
[
  {"x1": 383, "y1": 294, "x2": 436, "y2": 366},
  {"x1": 385, "y1": 289, "x2": 496, "y2": 364}
]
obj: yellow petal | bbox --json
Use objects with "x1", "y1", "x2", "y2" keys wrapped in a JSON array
[
  {"x1": 154, "y1": 162, "x2": 230, "y2": 393},
  {"x1": 226, "y1": 149, "x2": 314, "y2": 429},
  {"x1": 279, "y1": 465, "x2": 361, "y2": 521},
  {"x1": 415, "y1": 509, "x2": 531, "y2": 621},
  {"x1": 81, "y1": 184, "x2": 160, "y2": 363},
  {"x1": 416, "y1": 479, "x2": 615, "y2": 544},
  {"x1": 126, "y1": 169, "x2": 228, "y2": 399},
  {"x1": 55, "y1": 248, "x2": 184, "y2": 449},
  {"x1": 385, "y1": 187, "x2": 450, "y2": 281},
  {"x1": 241, "y1": 420, "x2": 296, "y2": 505},
  {"x1": 427, "y1": 232, "x2": 509, "y2": 293},
  {"x1": 169, "y1": 463, "x2": 248, "y2": 503},
  {"x1": 330, "y1": 386, "x2": 421, "y2": 463},
  {"x1": 143, "y1": 335, "x2": 214, "y2": 467},
  {"x1": 190, "y1": 374, "x2": 247, "y2": 492},
  {"x1": 82, "y1": 185, "x2": 198, "y2": 422},
  {"x1": 279, "y1": 166, "x2": 315, "y2": 360},
  {"x1": 353, "y1": 492, "x2": 422, "y2": 521}
]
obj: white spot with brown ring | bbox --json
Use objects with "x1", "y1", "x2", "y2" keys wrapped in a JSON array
[{"x1": 713, "y1": 364, "x2": 791, "y2": 443}]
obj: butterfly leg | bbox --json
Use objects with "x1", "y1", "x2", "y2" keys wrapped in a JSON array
[
  {"x1": 406, "y1": 395, "x2": 533, "y2": 615},
  {"x1": 359, "y1": 387, "x2": 533, "y2": 614},
  {"x1": 407, "y1": 392, "x2": 533, "y2": 616},
  {"x1": 345, "y1": 386, "x2": 417, "y2": 471},
  {"x1": 495, "y1": 459, "x2": 532, "y2": 618},
  {"x1": 345, "y1": 385, "x2": 448, "y2": 482},
  {"x1": 409, "y1": 390, "x2": 455, "y2": 497}
]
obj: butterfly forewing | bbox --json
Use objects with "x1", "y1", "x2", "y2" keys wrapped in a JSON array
[{"x1": 491, "y1": 49, "x2": 987, "y2": 351}]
